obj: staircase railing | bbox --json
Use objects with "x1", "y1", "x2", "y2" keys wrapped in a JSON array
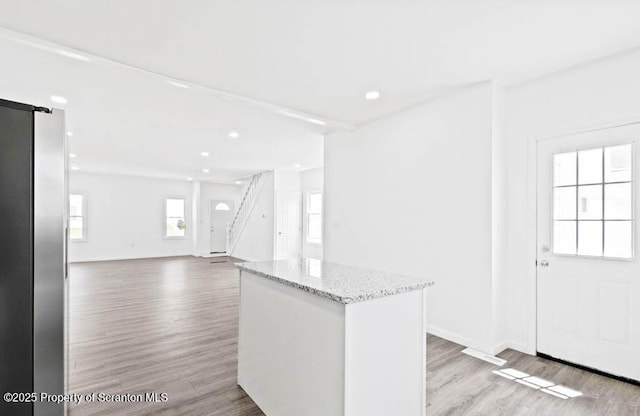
[{"x1": 226, "y1": 172, "x2": 266, "y2": 256}]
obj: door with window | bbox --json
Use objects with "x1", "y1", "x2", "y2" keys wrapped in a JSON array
[
  {"x1": 537, "y1": 124, "x2": 640, "y2": 381},
  {"x1": 210, "y1": 200, "x2": 234, "y2": 254}
]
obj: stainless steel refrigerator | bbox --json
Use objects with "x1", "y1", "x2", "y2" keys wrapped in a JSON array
[{"x1": 0, "y1": 98, "x2": 66, "y2": 416}]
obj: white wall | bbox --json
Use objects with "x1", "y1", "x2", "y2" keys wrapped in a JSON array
[
  {"x1": 68, "y1": 172, "x2": 194, "y2": 262},
  {"x1": 274, "y1": 170, "x2": 301, "y2": 191},
  {"x1": 196, "y1": 182, "x2": 242, "y2": 256},
  {"x1": 324, "y1": 82, "x2": 504, "y2": 353},
  {"x1": 233, "y1": 171, "x2": 276, "y2": 261},
  {"x1": 506, "y1": 46, "x2": 640, "y2": 353},
  {"x1": 301, "y1": 168, "x2": 324, "y2": 259}
]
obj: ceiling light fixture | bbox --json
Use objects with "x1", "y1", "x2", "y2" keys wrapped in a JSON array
[
  {"x1": 69, "y1": 153, "x2": 77, "y2": 158},
  {"x1": 365, "y1": 90, "x2": 380, "y2": 100},
  {"x1": 201, "y1": 151, "x2": 210, "y2": 157},
  {"x1": 235, "y1": 180, "x2": 242, "y2": 185},
  {"x1": 293, "y1": 164, "x2": 301, "y2": 168},
  {"x1": 67, "y1": 131, "x2": 73, "y2": 137},
  {"x1": 50, "y1": 95, "x2": 68, "y2": 104},
  {"x1": 71, "y1": 166, "x2": 79, "y2": 171},
  {"x1": 187, "y1": 177, "x2": 193, "y2": 181},
  {"x1": 56, "y1": 50, "x2": 90, "y2": 62},
  {"x1": 168, "y1": 80, "x2": 189, "y2": 89},
  {"x1": 229, "y1": 131, "x2": 240, "y2": 139},
  {"x1": 202, "y1": 168, "x2": 209, "y2": 173}
]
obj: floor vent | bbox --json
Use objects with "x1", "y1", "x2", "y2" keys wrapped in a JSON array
[{"x1": 462, "y1": 348, "x2": 507, "y2": 366}]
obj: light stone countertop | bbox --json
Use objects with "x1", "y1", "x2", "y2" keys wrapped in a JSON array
[{"x1": 234, "y1": 259, "x2": 433, "y2": 304}]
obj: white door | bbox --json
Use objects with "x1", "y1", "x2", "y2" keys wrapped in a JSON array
[
  {"x1": 210, "y1": 200, "x2": 234, "y2": 254},
  {"x1": 275, "y1": 191, "x2": 302, "y2": 260},
  {"x1": 537, "y1": 124, "x2": 640, "y2": 381}
]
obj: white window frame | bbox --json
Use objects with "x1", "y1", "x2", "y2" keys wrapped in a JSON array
[
  {"x1": 306, "y1": 191, "x2": 323, "y2": 244},
  {"x1": 69, "y1": 192, "x2": 87, "y2": 242},
  {"x1": 551, "y1": 143, "x2": 635, "y2": 259},
  {"x1": 164, "y1": 197, "x2": 187, "y2": 239}
]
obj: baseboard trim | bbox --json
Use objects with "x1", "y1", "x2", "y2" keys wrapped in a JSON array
[
  {"x1": 426, "y1": 325, "x2": 532, "y2": 357},
  {"x1": 426, "y1": 325, "x2": 493, "y2": 355},
  {"x1": 69, "y1": 253, "x2": 194, "y2": 263},
  {"x1": 537, "y1": 352, "x2": 640, "y2": 387},
  {"x1": 507, "y1": 341, "x2": 535, "y2": 356},
  {"x1": 491, "y1": 341, "x2": 510, "y2": 356}
]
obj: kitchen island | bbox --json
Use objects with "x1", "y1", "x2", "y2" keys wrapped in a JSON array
[{"x1": 234, "y1": 259, "x2": 432, "y2": 416}]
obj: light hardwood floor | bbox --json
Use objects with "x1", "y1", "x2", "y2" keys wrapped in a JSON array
[{"x1": 67, "y1": 256, "x2": 640, "y2": 415}]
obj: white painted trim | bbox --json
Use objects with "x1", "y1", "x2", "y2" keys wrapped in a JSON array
[
  {"x1": 426, "y1": 325, "x2": 492, "y2": 355},
  {"x1": 491, "y1": 341, "x2": 510, "y2": 356},
  {"x1": 164, "y1": 196, "x2": 188, "y2": 240},
  {"x1": 68, "y1": 253, "x2": 194, "y2": 263},
  {"x1": 508, "y1": 341, "x2": 536, "y2": 356},
  {"x1": 526, "y1": 135, "x2": 538, "y2": 354},
  {"x1": 68, "y1": 191, "x2": 88, "y2": 242}
]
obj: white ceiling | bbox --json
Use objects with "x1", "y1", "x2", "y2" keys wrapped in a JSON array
[
  {"x1": 0, "y1": 33, "x2": 325, "y2": 183},
  {"x1": 1, "y1": 1, "x2": 640, "y2": 182}
]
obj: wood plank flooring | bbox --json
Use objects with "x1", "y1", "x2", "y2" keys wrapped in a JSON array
[{"x1": 67, "y1": 256, "x2": 640, "y2": 415}]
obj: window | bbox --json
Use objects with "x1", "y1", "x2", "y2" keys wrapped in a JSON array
[
  {"x1": 69, "y1": 194, "x2": 85, "y2": 241},
  {"x1": 307, "y1": 192, "x2": 322, "y2": 242},
  {"x1": 165, "y1": 198, "x2": 186, "y2": 238},
  {"x1": 553, "y1": 144, "x2": 634, "y2": 258},
  {"x1": 215, "y1": 202, "x2": 230, "y2": 211}
]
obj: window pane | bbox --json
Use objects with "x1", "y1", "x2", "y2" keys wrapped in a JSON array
[
  {"x1": 604, "y1": 144, "x2": 632, "y2": 183},
  {"x1": 166, "y1": 217, "x2": 186, "y2": 237},
  {"x1": 578, "y1": 185, "x2": 602, "y2": 220},
  {"x1": 554, "y1": 187, "x2": 576, "y2": 220},
  {"x1": 578, "y1": 148, "x2": 603, "y2": 185},
  {"x1": 604, "y1": 183, "x2": 632, "y2": 220},
  {"x1": 166, "y1": 199, "x2": 184, "y2": 217},
  {"x1": 578, "y1": 221, "x2": 603, "y2": 256},
  {"x1": 308, "y1": 213, "x2": 322, "y2": 240},
  {"x1": 554, "y1": 152, "x2": 577, "y2": 186},
  {"x1": 69, "y1": 217, "x2": 83, "y2": 240},
  {"x1": 553, "y1": 221, "x2": 576, "y2": 255},
  {"x1": 604, "y1": 221, "x2": 633, "y2": 258},
  {"x1": 308, "y1": 193, "x2": 322, "y2": 213},
  {"x1": 69, "y1": 194, "x2": 83, "y2": 216}
]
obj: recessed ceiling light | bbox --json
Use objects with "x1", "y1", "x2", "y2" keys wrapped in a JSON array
[
  {"x1": 293, "y1": 164, "x2": 301, "y2": 168},
  {"x1": 56, "y1": 50, "x2": 90, "y2": 62},
  {"x1": 201, "y1": 151, "x2": 210, "y2": 157},
  {"x1": 365, "y1": 90, "x2": 380, "y2": 100},
  {"x1": 50, "y1": 95, "x2": 68, "y2": 104},
  {"x1": 67, "y1": 131, "x2": 73, "y2": 137},
  {"x1": 187, "y1": 177, "x2": 193, "y2": 181},
  {"x1": 168, "y1": 80, "x2": 189, "y2": 89},
  {"x1": 228, "y1": 131, "x2": 239, "y2": 139},
  {"x1": 235, "y1": 180, "x2": 242, "y2": 185},
  {"x1": 202, "y1": 168, "x2": 209, "y2": 173},
  {"x1": 71, "y1": 166, "x2": 79, "y2": 171},
  {"x1": 69, "y1": 153, "x2": 77, "y2": 158}
]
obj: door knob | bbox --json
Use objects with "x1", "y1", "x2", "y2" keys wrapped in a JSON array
[{"x1": 539, "y1": 260, "x2": 549, "y2": 267}]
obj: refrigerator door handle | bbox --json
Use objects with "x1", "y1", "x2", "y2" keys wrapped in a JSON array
[{"x1": 64, "y1": 225, "x2": 69, "y2": 279}]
